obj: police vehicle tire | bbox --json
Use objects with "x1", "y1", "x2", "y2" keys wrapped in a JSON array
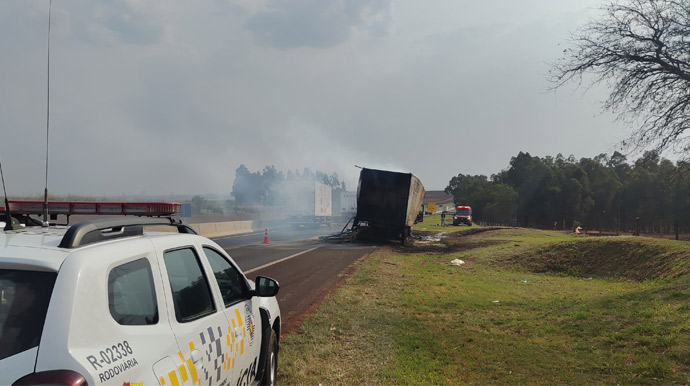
[{"x1": 261, "y1": 330, "x2": 278, "y2": 386}]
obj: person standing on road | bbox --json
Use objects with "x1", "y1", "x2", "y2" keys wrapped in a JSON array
[{"x1": 441, "y1": 210, "x2": 446, "y2": 226}]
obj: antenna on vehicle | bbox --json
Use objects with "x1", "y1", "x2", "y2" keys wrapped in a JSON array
[
  {"x1": 42, "y1": 0, "x2": 53, "y2": 227},
  {"x1": 0, "y1": 156, "x2": 16, "y2": 231}
]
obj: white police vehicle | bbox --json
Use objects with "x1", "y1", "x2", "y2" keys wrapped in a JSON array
[{"x1": 0, "y1": 201, "x2": 281, "y2": 386}]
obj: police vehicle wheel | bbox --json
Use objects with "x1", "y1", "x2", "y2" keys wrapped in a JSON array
[{"x1": 261, "y1": 330, "x2": 278, "y2": 386}]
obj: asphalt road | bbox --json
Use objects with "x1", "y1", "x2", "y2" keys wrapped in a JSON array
[
  {"x1": 214, "y1": 227, "x2": 376, "y2": 335},
  {"x1": 213, "y1": 225, "x2": 337, "y2": 271},
  {"x1": 213, "y1": 223, "x2": 343, "y2": 247}
]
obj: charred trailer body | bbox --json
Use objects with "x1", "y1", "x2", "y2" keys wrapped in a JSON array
[{"x1": 352, "y1": 168, "x2": 425, "y2": 244}]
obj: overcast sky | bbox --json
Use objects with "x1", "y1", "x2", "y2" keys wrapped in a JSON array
[{"x1": 0, "y1": 0, "x2": 629, "y2": 197}]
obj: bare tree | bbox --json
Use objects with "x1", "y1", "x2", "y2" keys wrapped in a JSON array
[{"x1": 551, "y1": 0, "x2": 690, "y2": 156}]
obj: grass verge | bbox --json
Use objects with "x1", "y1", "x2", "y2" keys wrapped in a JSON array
[{"x1": 279, "y1": 228, "x2": 690, "y2": 385}]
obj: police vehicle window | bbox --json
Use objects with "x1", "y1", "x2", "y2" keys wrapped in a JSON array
[
  {"x1": 108, "y1": 258, "x2": 158, "y2": 326},
  {"x1": 164, "y1": 248, "x2": 216, "y2": 322},
  {"x1": 203, "y1": 247, "x2": 248, "y2": 307},
  {"x1": 0, "y1": 269, "x2": 57, "y2": 361}
]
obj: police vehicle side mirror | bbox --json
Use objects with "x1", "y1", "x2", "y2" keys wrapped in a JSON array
[{"x1": 253, "y1": 276, "x2": 280, "y2": 297}]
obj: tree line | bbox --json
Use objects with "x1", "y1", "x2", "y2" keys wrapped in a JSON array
[
  {"x1": 231, "y1": 164, "x2": 345, "y2": 206},
  {"x1": 445, "y1": 151, "x2": 690, "y2": 233},
  {"x1": 538, "y1": 0, "x2": 690, "y2": 234}
]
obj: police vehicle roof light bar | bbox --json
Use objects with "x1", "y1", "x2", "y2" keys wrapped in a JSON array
[
  {"x1": 58, "y1": 216, "x2": 197, "y2": 249},
  {"x1": 6, "y1": 201, "x2": 181, "y2": 216}
]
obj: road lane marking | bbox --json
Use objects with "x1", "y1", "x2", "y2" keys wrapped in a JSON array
[{"x1": 244, "y1": 247, "x2": 320, "y2": 274}]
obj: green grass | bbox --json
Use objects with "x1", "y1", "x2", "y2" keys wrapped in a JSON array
[
  {"x1": 277, "y1": 249, "x2": 402, "y2": 384},
  {"x1": 279, "y1": 228, "x2": 690, "y2": 385}
]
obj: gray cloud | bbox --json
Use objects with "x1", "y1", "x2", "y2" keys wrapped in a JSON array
[
  {"x1": 97, "y1": 9, "x2": 162, "y2": 45},
  {"x1": 0, "y1": 0, "x2": 624, "y2": 197},
  {"x1": 245, "y1": 0, "x2": 392, "y2": 49},
  {"x1": 64, "y1": 1, "x2": 168, "y2": 46}
]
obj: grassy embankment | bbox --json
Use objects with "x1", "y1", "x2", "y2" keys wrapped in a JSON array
[{"x1": 279, "y1": 225, "x2": 690, "y2": 384}]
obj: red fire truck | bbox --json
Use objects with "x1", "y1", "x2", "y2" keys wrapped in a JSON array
[{"x1": 453, "y1": 205, "x2": 472, "y2": 226}]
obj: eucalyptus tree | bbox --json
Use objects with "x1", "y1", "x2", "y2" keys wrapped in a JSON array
[{"x1": 551, "y1": 0, "x2": 690, "y2": 156}]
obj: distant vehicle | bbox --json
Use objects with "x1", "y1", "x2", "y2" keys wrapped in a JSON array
[
  {"x1": 333, "y1": 190, "x2": 357, "y2": 221},
  {"x1": 453, "y1": 205, "x2": 473, "y2": 226},
  {"x1": 352, "y1": 168, "x2": 425, "y2": 244},
  {"x1": 0, "y1": 200, "x2": 281, "y2": 386},
  {"x1": 283, "y1": 181, "x2": 332, "y2": 228}
]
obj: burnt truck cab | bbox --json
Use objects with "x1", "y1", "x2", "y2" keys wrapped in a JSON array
[{"x1": 453, "y1": 206, "x2": 473, "y2": 226}]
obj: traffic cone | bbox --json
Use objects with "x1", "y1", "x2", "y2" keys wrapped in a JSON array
[{"x1": 263, "y1": 228, "x2": 269, "y2": 244}]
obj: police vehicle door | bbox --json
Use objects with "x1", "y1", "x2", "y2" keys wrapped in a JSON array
[
  {"x1": 155, "y1": 241, "x2": 237, "y2": 386},
  {"x1": 201, "y1": 246, "x2": 260, "y2": 386}
]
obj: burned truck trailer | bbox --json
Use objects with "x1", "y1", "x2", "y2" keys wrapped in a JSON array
[{"x1": 352, "y1": 168, "x2": 425, "y2": 244}]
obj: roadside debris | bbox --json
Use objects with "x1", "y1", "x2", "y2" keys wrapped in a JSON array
[
  {"x1": 424, "y1": 232, "x2": 446, "y2": 241},
  {"x1": 404, "y1": 232, "x2": 448, "y2": 249},
  {"x1": 451, "y1": 259, "x2": 465, "y2": 266},
  {"x1": 320, "y1": 230, "x2": 359, "y2": 243}
]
